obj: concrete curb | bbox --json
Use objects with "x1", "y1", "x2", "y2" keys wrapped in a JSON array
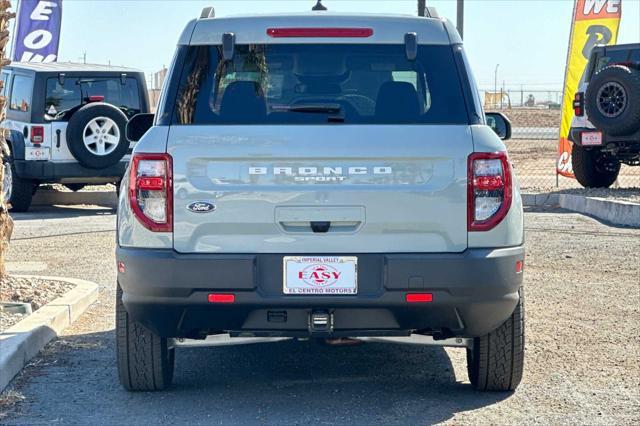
[
  {"x1": 522, "y1": 192, "x2": 640, "y2": 227},
  {"x1": 33, "y1": 191, "x2": 117, "y2": 208},
  {"x1": 0, "y1": 276, "x2": 99, "y2": 392}
]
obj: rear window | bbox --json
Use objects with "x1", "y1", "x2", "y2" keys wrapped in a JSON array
[
  {"x1": 589, "y1": 47, "x2": 640, "y2": 80},
  {"x1": 45, "y1": 77, "x2": 142, "y2": 120},
  {"x1": 172, "y1": 44, "x2": 468, "y2": 125}
]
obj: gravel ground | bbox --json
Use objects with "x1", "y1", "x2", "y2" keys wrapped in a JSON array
[
  {"x1": 0, "y1": 276, "x2": 75, "y2": 331},
  {"x1": 501, "y1": 108, "x2": 561, "y2": 128},
  {"x1": 0, "y1": 205, "x2": 638, "y2": 424}
]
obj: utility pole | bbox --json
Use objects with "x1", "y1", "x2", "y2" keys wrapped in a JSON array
[
  {"x1": 418, "y1": 0, "x2": 426, "y2": 17},
  {"x1": 456, "y1": 0, "x2": 464, "y2": 39},
  {"x1": 494, "y1": 64, "x2": 499, "y2": 109}
]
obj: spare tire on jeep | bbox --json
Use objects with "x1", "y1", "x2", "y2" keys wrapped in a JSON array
[
  {"x1": 66, "y1": 103, "x2": 129, "y2": 169},
  {"x1": 585, "y1": 65, "x2": 640, "y2": 136}
]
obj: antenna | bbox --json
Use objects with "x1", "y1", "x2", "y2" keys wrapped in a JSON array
[{"x1": 312, "y1": 1, "x2": 327, "y2": 11}]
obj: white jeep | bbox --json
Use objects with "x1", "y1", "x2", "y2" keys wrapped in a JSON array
[{"x1": 1, "y1": 62, "x2": 149, "y2": 211}]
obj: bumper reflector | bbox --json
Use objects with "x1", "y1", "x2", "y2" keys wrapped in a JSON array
[
  {"x1": 516, "y1": 260, "x2": 524, "y2": 274},
  {"x1": 406, "y1": 293, "x2": 433, "y2": 303},
  {"x1": 208, "y1": 294, "x2": 235, "y2": 304}
]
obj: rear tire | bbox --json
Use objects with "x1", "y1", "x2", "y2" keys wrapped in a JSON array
[
  {"x1": 3, "y1": 153, "x2": 36, "y2": 213},
  {"x1": 467, "y1": 287, "x2": 525, "y2": 392},
  {"x1": 64, "y1": 183, "x2": 86, "y2": 192},
  {"x1": 116, "y1": 285, "x2": 175, "y2": 391},
  {"x1": 66, "y1": 103, "x2": 129, "y2": 169},
  {"x1": 585, "y1": 65, "x2": 640, "y2": 136},
  {"x1": 572, "y1": 145, "x2": 620, "y2": 188}
]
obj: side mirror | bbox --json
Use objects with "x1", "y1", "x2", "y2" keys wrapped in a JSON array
[
  {"x1": 485, "y1": 112, "x2": 511, "y2": 140},
  {"x1": 126, "y1": 113, "x2": 154, "y2": 142}
]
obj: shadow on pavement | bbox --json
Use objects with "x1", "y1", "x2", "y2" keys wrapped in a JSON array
[
  {"x1": 9, "y1": 205, "x2": 115, "y2": 221},
  {"x1": 2, "y1": 330, "x2": 512, "y2": 424}
]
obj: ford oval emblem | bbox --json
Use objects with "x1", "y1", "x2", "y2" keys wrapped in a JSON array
[{"x1": 187, "y1": 201, "x2": 216, "y2": 213}]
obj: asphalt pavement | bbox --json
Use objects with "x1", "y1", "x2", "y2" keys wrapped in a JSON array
[{"x1": 1, "y1": 204, "x2": 638, "y2": 425}]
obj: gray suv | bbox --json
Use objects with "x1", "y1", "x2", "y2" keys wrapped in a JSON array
[{"x1": 116, "y1": 9, "x2": 525, "y2": 392}]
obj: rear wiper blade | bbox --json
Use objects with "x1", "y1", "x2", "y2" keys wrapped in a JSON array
[{"x1": 286, "y1": 103, "x2": 342, "y2": 114}]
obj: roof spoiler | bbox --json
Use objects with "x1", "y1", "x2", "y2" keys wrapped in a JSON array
[
  {"x1": 425, "y1": 7, "x2": 439, "y2": 18},
  {"x1": 200, "y1": 6, "x2": 215, "y2": 19}
]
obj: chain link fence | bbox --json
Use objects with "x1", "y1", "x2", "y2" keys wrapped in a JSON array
[{"x1": 482, "y1": 90, "x2": 639, "y2": 191}]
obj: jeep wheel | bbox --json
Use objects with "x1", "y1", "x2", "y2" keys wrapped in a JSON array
[
  {"x1": 67, "y1": 103, "x2": 129, "y2": 169},
  {"x1": 572, "y1": 145, "x2": 620, "y2": 188},
  {"x1": 585, "y1": 65, "x2": 640, "y2": 136},
  {"x1": 116, "y1": 285, "x2": 175, "y2": 391},
  {"x1": 466, "y1": 288, "x2": 524, "y2": 392},
  {"x1": 2, "y1": 152, "x2": 36, "y2": 212}
]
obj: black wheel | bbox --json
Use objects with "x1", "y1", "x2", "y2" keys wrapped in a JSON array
[
  {"x1": 66, "y1": 103, "x2": 129, "y2": 169},
  {"x1": 572, "y1": 145, "x2": 620, "y2": 188},
  {"x1": 64, "y1": 183, "x2": 86, "y2": 192},
  {"x1": 2, "y1": 151, "x2": 36, "y2": 213},
  {"x1": 116, "y1": 285, "x2": 174, "y2": 391},
  {"x1": 585, "y1": 65, "x2": 640, "y2": 136},
  {"x1": 467, "y1": 288, "x2": 525, "y2": 392}
]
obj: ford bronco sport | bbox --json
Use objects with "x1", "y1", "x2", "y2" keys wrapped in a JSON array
[
  {"x1": 116, "y1": 10, "x2": 525, "y2": 392},
  {"x1": 569, "y1": 43, "x2": 640, "y2": 187},
  {"x1": 1, "y1": 63, "x2": 149, "y2": 211}
]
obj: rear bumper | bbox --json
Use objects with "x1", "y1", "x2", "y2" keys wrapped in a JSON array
[
  {"x1": 14, "y1": 160, "x2": 127, "y2": 182},
  {"x1": 569, "y1": 127, "x2": 640, "y2": 147},
  {"x1": 116, "y1": 246, "x2": 525, "y2": 339}
]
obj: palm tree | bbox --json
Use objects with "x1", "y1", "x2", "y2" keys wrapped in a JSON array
[{"x1": 0, "y1": 0, "x2": 14, "y2": 280}]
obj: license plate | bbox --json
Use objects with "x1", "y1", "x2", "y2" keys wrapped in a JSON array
[
  {"x1": 581, "y1": 131, "x2": 602, "y2": 146},
  {"x1": 25, "y1": 147, "x2": 50, "y2": 160},
  {"x1": 283, "y1": 256, "x2": 357, "y2": 295}
]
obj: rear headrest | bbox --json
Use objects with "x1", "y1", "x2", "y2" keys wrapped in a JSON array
[
  {"x1": 375, "y1": 81, "x2": 420, "y2": 121},
  {"x1": 219, "y1": 81, "x2": 266, "y2": 121}
]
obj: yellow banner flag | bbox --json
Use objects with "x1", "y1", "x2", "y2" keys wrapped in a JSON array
[{"x1": 557, "y1": 0, "x2": 622, "y2": 177}]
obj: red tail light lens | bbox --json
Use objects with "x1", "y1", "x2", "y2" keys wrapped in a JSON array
[
  {"x1": 129, "y1": 153, "x2": 173, "y2": 232},
  {"x1": 208, "y1": 294, "x2": 236, "y2": 303},
  {"x1": 31, "y1": 126, "x2": 44, "y2": 144},
  {"x1": 406, "y1": 293, "x2": 433, "y2": 303},
  {"x1": 267, "y1": 28, "x2": 373, "y2": 38},
  {"x1": 468, "y1": 152, "x2": 512, "y2": 231},
  {"x1": 573, "y1": 92, "x2": 584, "y2": 117}
]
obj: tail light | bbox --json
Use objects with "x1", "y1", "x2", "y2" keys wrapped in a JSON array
[
  {"x1": 31, "y1": 126, "x2": 44, "y2": 144},
  {"x1": 573, "y1": 92, "x2": 584, "y2": 117},
  {"x1": 129, "y1": 153, "x2": 173, "y2": 232},
  {"x1": 468, "y1": 152, "x2": 512, "y2": 231}
]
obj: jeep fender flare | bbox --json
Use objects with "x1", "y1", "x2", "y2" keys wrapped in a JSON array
[{"x1": 5, "y1": 129, "x2": 26, "y2": 160}]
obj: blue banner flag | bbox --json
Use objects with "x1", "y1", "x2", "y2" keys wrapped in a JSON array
[{"x1": 12, "y1": 0, "x2": 63, "y2": 63}]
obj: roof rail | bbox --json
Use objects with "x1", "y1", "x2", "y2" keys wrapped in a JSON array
[
  {"x1": 200, "y1": 6, "x2": 215, "y2": 19},
  {"x1": 425, "y1": 7, "x2": 439, "y2": 18}
]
